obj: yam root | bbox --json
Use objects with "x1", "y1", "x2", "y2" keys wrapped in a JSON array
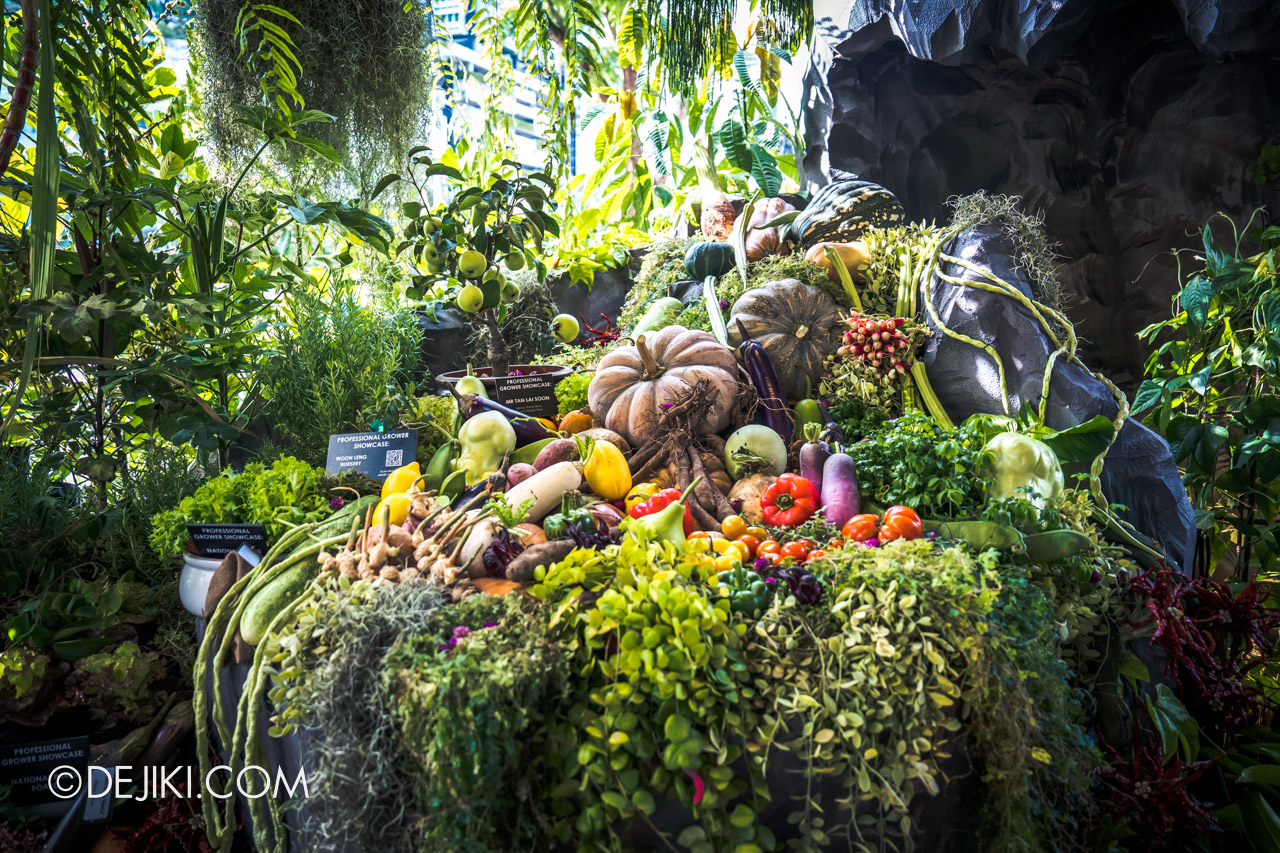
[{"x1": 506, "y1": 539, "x2": 577, "y2": 582}]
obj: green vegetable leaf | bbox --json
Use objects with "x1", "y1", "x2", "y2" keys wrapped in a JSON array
[
  {"x1": 1179, "y1": 275, "x2": 1214, "y2": 327},
  {"x1": 1032, "y1": 416, "x2": 1116, "y2": 466},
  {"x1": 1145, "y1": 683, "x2": 1199, "y2": 762},
  {"x1": 1131, "y1": 379, "x2": 1164, "y2": 414}
]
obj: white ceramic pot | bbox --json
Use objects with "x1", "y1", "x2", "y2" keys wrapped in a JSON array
[{"x1": 180, "y1": 552, "x2": 224, "y2": 616}]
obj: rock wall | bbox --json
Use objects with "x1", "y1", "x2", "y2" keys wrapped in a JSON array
[{"x1": 807, "y1": 0, "x2": 1280, "y2": 386}]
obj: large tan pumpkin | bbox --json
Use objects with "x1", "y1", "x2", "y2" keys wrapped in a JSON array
[
  {"x1": 727, "y1": 279, "x2": 842, "y2": 400},
  {"x1": 587, "y1": 326, "x2": 738, "y2": 446}
]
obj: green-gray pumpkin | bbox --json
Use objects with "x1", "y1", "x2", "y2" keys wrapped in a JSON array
[{"x1": 727, "y1": 279, "x2": 842, "y2": 400}]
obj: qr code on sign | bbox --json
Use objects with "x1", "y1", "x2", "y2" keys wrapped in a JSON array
[{"x1": 385, "y1": 449, "x2": 404, "y2": 468}]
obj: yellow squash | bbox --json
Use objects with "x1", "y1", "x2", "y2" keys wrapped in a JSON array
[{"x1": 583, "y1": 439, "x2": 631, "y2": 501}]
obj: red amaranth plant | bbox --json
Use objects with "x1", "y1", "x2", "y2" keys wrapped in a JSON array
[
  {"x1": 1128, "y1": 568, "x2": 1279, "y2": 735},
  {"x1": 1092, "y1": 726, "x2": 1221, "y2": 849}
]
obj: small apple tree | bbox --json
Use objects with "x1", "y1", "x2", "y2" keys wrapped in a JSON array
[{"x1": 385, "y1": 154, "x2": 559, "y2": 377}]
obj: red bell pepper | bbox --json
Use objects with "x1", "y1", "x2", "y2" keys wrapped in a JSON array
[
  {"x1": 760, "y1": 474, "x2": 818, "y2": 528},
  {"x1": 627, "y1": 487, "x2": 694, "y2": 536}
]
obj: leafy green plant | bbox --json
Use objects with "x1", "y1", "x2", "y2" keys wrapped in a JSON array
[
  {"x1": 1134, "y1": 214, "x2": 1280, "y2": 579},
  {"x1": 149, "y1": 456, "x2": 329, "y2": 559},
  {"x1": 386, "y1": 595, "x2": 571, "y2": 852},
  {"x1": 258, "y1": 290, "x2": 422, "y2": 464},
  {"x1": 63, "y1": 640, "x2": 169, "y2": 725},
  {"x1": 846, "y1": 411, "x2": 993, "y2": 517},
  {"x1": 554, "y1": 373, "x2": 592, "y2": 416}
]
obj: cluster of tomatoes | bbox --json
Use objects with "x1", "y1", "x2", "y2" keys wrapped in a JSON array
[
  {"x1": 688, "y1": 505, "x2": 925, "y2": 573},
  {"x1": 688, "y1": 514, "x2": 830, "y2": 572},
  {"x1": 838, "y1": 505, "x2": 923, "y2": 544}
]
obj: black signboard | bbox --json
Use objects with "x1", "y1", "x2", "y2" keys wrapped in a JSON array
[
  {"x1": 186, "y1": 524, "x2": 268, "y2": 558},
  {"x1": 326, "y1": 429, "x2": 418, "y2": 480},
  {"x1": 493, "y1": 373, "x2": 559, "y2": 419},
  {"x1": 0, "y1": 736, "x2": 90, "y2": 806}
]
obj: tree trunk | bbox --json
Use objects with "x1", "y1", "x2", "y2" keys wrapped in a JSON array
[{"x1": 484, "y1": 309, "x2": 510, "y2": 378}]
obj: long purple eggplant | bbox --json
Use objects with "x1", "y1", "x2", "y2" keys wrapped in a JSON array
[
  {"x1": 820, "y1": 452, "x2": 860, "y2": 528},
  {"x1": 799, "y1": 424, "x2": 831, "y2": 496},
  {"x1": 735, "y1": 319, "x2": 794, "y2": 445},
  {"x1": 463, "y1": 394, "x2": 557, "y2": 446},
  {"x1": 817, "y1": 400, "x2": 845, "y2": 446}
]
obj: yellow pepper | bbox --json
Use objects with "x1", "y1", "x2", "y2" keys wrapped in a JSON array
[
  {"x1": 381, "y1": 461, "x2": 421, "y2": 500},
  {"x1": 583, "y1": 439, "x2": 632, "y2": 501},
  {"x1": 372, "y1": 492, "x2": 412, "y2": 526},
  {"x1": 625, "y1": 482, "x2": 660, "y2": 514}
]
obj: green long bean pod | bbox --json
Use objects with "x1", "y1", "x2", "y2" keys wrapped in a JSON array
[{"x1": 824, "y1": 245, "x2": 863, "y2": 312}]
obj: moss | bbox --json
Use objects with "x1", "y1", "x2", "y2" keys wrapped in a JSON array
[
  {"x1": 619, "y1": 237, "x2": 698, "y2": 333},
  {"x1": 948, "y1": 192, "x2": 1062, "y2": 309}
]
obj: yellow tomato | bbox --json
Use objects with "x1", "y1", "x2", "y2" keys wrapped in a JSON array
[
  {"x1": 372, "y1": 492, "x2": 412, "y2": 526},
  {"x1": 709, "y1": 537, "x2": 732, "y2": 555},
  {"x1": 713, "y1": 554, "x2": 737, "y2": 572},
  {"x1": 381, "y1": 461, "x2": 421, "y2": 500},
  {"x1": 745, "y1": 525, "x2": 768, "y2": 540},
  {"x1": 724, "y1": 541, "x2": 750, "y2": 563},
  {"x1": 721, "y1": 515, "x2": 748, "y2": 539},
  {"x1": 583, "y1": 439, "x2": 632, "y2": 501}
]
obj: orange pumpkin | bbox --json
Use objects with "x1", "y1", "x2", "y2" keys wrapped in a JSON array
[
  {"x1": 558, "y1": 409, "x2": 593, "y2": 435},
  {"x1": 587, "y1": 326, "x2": 738, "y2": 447}
]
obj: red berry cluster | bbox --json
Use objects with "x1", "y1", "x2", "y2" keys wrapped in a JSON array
[{"x1": 837, "y1": 314, "x2": 913, "y2": 375}]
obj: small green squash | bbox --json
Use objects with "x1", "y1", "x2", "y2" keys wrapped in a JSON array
[{"x1": 684, "y1": 241, "x2": 735, "y2": 279}]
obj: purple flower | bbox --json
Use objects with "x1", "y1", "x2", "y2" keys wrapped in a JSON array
[
  {"x1": 753, "y1": 558, "x2": 770, "y2": 573},
  {"x1": 437, "y1": 643, "x2": 451, "y2": 652},
  {"x1": 452, "y1": 625, "x2": 472, "y2": 639},
  {"x1": 662, "y1": 402, "x2": 673, "y2": 410},
  {"x1": 1090, "y1": 570, "x2": 1102, "y2": 584},
  {"x1": 924, "y1": 531, "x2": 940, "y2": 541},
  {"x1": 863, "y1": 538, "x2": 881, "y2": 548},
  {"x1": 718, "y1": 299, "x2": 729, "y2": 310},
  {"x1": 329, "y1": 496, "x2": 345, "y2": 510},
  {"x1": 765, "y1": 577, "x2": 778, "y2": 585},
  {"x1": 484, "y1": 621, "x2": 497, "y2": 628}
]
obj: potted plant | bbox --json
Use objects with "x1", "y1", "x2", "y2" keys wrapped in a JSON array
[{"x1": 383, "y1": 154, "x2": 575, "y2": 392}]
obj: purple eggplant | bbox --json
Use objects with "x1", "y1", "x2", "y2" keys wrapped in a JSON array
[
  {"x1": 819, "y1": 452, "x2": 860, "y2": 528},
  {"x1": 799, "y1": 435, "x2": 831, "y2": 496},
  {"x1": 735, "y1": 319, "x2": 794, "y2": 444},
  {"x1": 464, "y1": 394, "x2": 557, "y2": 447},
  {"x1": 817, "y1": 400, "x2": 845, "y2": 446}
]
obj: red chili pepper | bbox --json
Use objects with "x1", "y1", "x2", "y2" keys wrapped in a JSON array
[
  {"x1": 627, "y1": 487, "x2": 694, "y2": 535},
  {"x1": 760, "y1": 474, "x2": 818, "y2": 528}
]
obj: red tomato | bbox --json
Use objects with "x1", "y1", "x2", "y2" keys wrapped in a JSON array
[
  {"x1": 807, "y1": 549, "x2": 829, "y2": 562},
  {"x1": 841, "y1": 514, "x2": 880, "y2": 542},
  {"x1": 737, "y1": 535, "x2": 761, "y2": 557},
  {"x1": 781, "y1": 541, "x2": 811, "y2": 563},
  {"x1": 757, "y1": 540, "x2": 782, "y2": 558},
  {"x1": 828, "y1": 538, "x2": 844, "y2": 550},
  {"x1": 879, "y1": 506, "x2": 923, "y2": 542},
  {"x1": 757, "y1": 552, "x2": 781, "y2": 567}
]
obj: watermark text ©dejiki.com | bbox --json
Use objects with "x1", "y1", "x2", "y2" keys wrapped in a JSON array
[{"x1": 46, "y1": 764, "x2": 309, "y2": 800}]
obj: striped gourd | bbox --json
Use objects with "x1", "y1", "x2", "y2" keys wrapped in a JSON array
[{"x1": 787, "y1": 180, "x2": 905, "y2": 247}]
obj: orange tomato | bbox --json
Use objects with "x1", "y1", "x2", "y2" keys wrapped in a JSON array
[
  {"x1": 745, "y1": 526, "x2": 768, "y2": 540},
  {"x1": 689, "y1": 530, "x2": 711, "y2": 539},
  {"x1": 879, "y1": 506, "x2": 923, "y2": 542},
  {"x1": 841, "y1": 514, "x2": 880, "y2": 542},
  {"x1": 757, "y1": 540, "x2": 782, "y2": 558},
  {"x1": 807, "y1": 549, "x2": 829, "y2": 562},
  {"x1": 828, "y1": 538, "x2": 844, "y2": 550},
  {"x1": 781, "y1": 541, "x2": 810, "y2": 563},
  {"x1": 736, "y1": 535, "x2": 761, "y2": 557},
  {"x1": 721, "y1": 515, "x2": 748, "y2": 540}
]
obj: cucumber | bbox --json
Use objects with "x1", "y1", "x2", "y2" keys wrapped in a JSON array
[
  {"x1": 315, "y1": 494, "x2": 378, "y2": 538},
  {"x1": 241, "y1": 562, "x2": 314, "y2": 646},
  {"x1": 632, "y1": 296, "x2": 684, "y2": 335}
]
